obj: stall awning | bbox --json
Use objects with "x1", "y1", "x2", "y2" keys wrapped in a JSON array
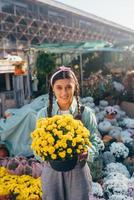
[{"x1": 32, "y1": 40, "x2": 123, "y2": 54}]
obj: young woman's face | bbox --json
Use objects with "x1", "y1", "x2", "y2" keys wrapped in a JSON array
[{"x1": 53, "y1": 78, "x2": 76, "y2": 110}]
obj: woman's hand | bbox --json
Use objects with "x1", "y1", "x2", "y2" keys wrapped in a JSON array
[{"x1": 78, "y1": 152, "x2": 88, "y2": 161}]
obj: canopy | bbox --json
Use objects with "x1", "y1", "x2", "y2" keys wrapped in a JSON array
[{"x1": 33, "y1": 40, "x2": 123, "y2": 54}]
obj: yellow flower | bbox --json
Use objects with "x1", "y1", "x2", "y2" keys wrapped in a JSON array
[
  {"x1": 31, "y1": 114, "x2": 92, "y2": 161},
  {"x1": 65, "y1": 134, "x2": 73, "y2": 141},
  {"x1": 78, "y1": 145, "x2": 83, "y2": 150},
  {"x1": 76, "y1": 135, "x2": 82, "y2": 143},
  {"x1": 46, "y1": 125, "x2": 53, "y2": 131},
  {"x1": 51, "y1": 154, "x2": 57, "y2": 160},
  {"x1": 67, "y1": 148, "x2": 72, "y2": 154},
  {"x1": 72, "y1": 138, "x2": 76, "y2": 146},
  {"x1": 75, "y1": 129, "x2": 82, "y2": 134},
  {"x1": 47, "y1": 137, "x2": 55, "y2": 145},
  {"x1": 48, "y1": 147, "x2": 55, "y2": 155},
  {"x1": 77, "y1": 149, "x2": 80, "y2": 154},
  {"x1": 62, "y1": 143, "x2": 67, "y2": 148},
  {"x1": 59, "y1": 151, "x2": 66, "y2": 158},
  {"x1": 66, "y1": 125, "x2": 71, "y2": 130}
]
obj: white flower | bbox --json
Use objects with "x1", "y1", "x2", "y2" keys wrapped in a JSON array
[
  {"x1": 98, "y1": 121, "x2": 112, "y2": 133},
  {"x1": 102, "y1": 151, "x2": 115, "y2": 165},
  {"x1": 109, "y1": 127, "x2": 122, "y2": 139},
  {"x1": 113, "y1": 81, "x2": 124, "y2": 92},
  {"x1": 96, "y1": 111, "x2": 105, "y2": 122},
  {"x1": 123, "y1": 118, "x2": 134, "y2": 129},
  {"x1": 120, "y1": 130, "x2": 133, "y2": 143},
  {"x1": 105, "y1": 162, "x2": 130, "y2": 178},
  {"x1": 94, "y1": 106, "x2": 100, "y2": 113},
  {"x1": 92, "y1": 182, "x2": 103, "y2": 197},
  {"x1": 109, "y1": 194, "x2": 133, "y2": 200},
  {"x1": 104, "y1": 172, "x2": 129, "y2": 184},
  {"x1": 110, "y1": 142, "x2": 129, "y2": 158},
  {"x1": 96, "y1": 137, "x2": 105, "y2": 151},
  {"x1": 85, "y1": 102, "x2": 95, "y2": 108},
  {"x1": 81, "y1": 96, "x2": 94, "y2": 104},
  {"x1": 103, "y1": 179, "x2": 128, "y2": 197},
  {"x1": 99, "y1": 100, "x2": 109, "y2": 107}
]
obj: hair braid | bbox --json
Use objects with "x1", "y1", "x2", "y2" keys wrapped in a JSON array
[
  {"x1": 75, "y1": 83, "x2": 82, "y2": 120},
  {"x1": 47, "y1": 86, "x2": 53, "y2": 117}
]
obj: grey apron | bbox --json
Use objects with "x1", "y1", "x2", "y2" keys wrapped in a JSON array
[{"x1": 41, "y1": 162, "x2": 92, "y2": 200}]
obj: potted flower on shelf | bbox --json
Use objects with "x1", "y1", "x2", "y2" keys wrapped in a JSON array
[
  {"x1": 120, "y1": 70, "x2": 134, "y2": 118},
  {"x1": 13, "y1": 61, "x2": 25, "y2": 76}
]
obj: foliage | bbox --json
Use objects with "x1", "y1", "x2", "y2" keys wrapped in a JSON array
[
  {"x1": 36, "y1": 51, "x2": 56, "y2": 94},
  {"x1": 82, "y1": 52, "x2": 106, "y2": 77},
  {"x1": 121, "y1": 70, "x2": 134, "y2": 103},
  {"x1": 83, "y1": 71, "x2": 114, "y2": 103}
]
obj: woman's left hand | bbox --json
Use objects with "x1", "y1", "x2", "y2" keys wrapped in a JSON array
[{"x1": 78, "y1": 152, "x2": 88, "y2": 161}]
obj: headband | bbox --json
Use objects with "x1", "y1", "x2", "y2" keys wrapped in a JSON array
[{"x1": 50, "y1": 66, "x2": 77, "y2": 86}]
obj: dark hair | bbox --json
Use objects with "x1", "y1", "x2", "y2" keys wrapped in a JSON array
[{"x1": 47, "y1": 68, "x2": 81, "y2": 119}]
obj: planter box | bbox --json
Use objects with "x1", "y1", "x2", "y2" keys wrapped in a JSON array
[{"x1": 121, "y1": 101, "x2": 134, "y2": 118}]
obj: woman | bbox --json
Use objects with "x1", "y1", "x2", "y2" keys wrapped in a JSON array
[{"x1": 37, "y1": 66, "x2": 99, "y2": 200}]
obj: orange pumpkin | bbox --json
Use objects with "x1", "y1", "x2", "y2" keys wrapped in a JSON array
[{"x1": 102, "y1": 135, "x2": 113, "y2": 143}]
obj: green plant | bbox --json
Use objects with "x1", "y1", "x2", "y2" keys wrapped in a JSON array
[
  {"x1": 121, "y1": 70, "x2": 134, "y2": 103},
  {"x1": 36, "y1": 51, "x2": 56, "y2": 94},
  {"x1": 83, "y1": 71, "x2": 114, "y2": 103}
]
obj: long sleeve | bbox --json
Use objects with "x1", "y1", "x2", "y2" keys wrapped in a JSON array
[{"x1": 81, "y1": 106, "x2": 100, "y2": 162}]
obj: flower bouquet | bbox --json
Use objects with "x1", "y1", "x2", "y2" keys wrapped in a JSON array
[{"x1": 31, "y1": 114, "x2": 92, "y2": 171}]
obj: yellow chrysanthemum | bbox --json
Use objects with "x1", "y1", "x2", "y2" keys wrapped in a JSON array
[
  {"x1": 62, "y1": 143, "x2": 67, "y2": 148},
  {"x1": 31, "y1": 114, "x2": 92, "y2": 161},
  {"x1": 47, "y1": 136, "x2": 55, "y2": 144},
  {"x1": 51, "y1": 154, "x2": 57, "y2": 160},
  {"x1": 59, "y1": 151, "x2": 66, "y2": 158},
  {"x1": 67, "y1": 148, "x2": 72, "y2": 154},
  {"x1": 48, "y1": 146, "x2": 55, "y2": 155}
]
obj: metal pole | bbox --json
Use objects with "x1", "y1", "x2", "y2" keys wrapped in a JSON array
[
  {"x1": 26, "y1": 49, "x2": 32, "y2": 99},
  {"x1": 79, "y1": 54, "x2": 83, "y2": 97}
]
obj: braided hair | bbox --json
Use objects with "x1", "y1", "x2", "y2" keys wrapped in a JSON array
[{"x1": 47, "y1": 67, "x2": 82, "y2": 120}]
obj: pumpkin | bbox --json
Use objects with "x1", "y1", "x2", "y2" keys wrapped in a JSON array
[{"x1": 102, "y1": 135, "x2": 113, "y2": 143}]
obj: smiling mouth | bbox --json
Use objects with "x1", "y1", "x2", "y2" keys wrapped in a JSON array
[{"x1": 61, "y1": 97, "x2": 68, "y2": 99}]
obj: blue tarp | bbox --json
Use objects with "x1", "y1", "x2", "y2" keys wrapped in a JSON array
[{"x1": 0, "y1": 94, "x2": 48, "y2": 157}]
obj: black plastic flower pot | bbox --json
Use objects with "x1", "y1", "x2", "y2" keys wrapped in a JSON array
[{"x1": 49, "y1": 157, "x2": 78, "y2": 172}]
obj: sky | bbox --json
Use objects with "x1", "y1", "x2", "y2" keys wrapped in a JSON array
[{"x1": 56, "y1": 0, "x2": 134, "y2": 30}]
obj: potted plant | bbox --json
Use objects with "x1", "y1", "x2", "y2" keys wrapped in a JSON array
[
  {"x1": 31, "y1": 114, "x2": 92, "y2": 172},
  {"x1": 13, "y1": 61, "x2": 25, "y2": 75}
]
